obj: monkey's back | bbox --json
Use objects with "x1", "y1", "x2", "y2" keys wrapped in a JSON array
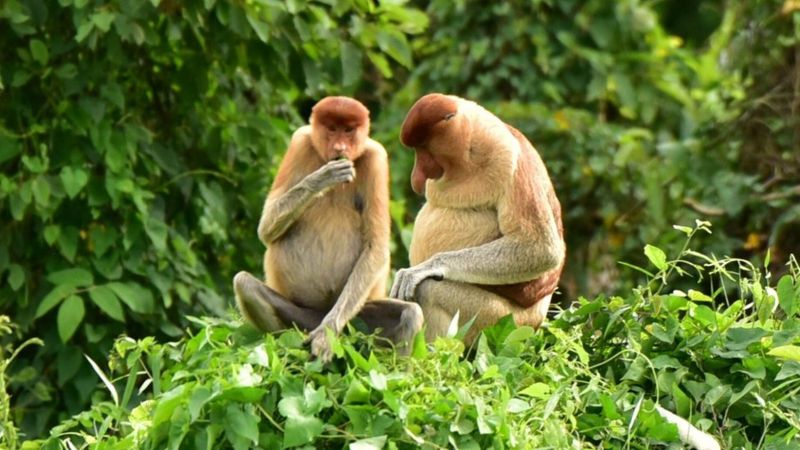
[{"x1": 264, "y1": 185, "x2": 364, "y2": 310}]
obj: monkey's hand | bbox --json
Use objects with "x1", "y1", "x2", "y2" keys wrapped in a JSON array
[
  {"x1": 307, "y1": 326, "x2": 335, "y2": 363},
  {"x1": 306, "y1": 159, "x2": 355, "y2": 194},
  {"x1": 390, "y1": 263, "x2": 445, "y2": 302}
]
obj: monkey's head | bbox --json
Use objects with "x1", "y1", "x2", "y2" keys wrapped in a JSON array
[
  {"x1": 310, "y1": 96, "x2": 370, "y2": 162},
  {"x1": 400, "y1": 93, "x2": 473, "y2": 195}
]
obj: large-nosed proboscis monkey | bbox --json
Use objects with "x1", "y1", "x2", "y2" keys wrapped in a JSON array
[
  {"x1": 233, "y1": 96, "x2": 423, "y2": 362},
  {"x1": 390, "y1": 93, "x2": 565, "y2": 342}
]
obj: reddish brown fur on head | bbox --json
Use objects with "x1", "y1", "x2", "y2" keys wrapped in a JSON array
[
  {"x1": 310, "y1": 96, "x2": 370, "y2": 161},
  {"x1": 400, "y1": 93, "x2": 458, "y2": 148}
]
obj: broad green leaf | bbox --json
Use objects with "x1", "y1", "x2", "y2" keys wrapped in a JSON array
[
  {"x1": 153, "y1": 386, "x2": 188, "y2": 427},
  {"x1": 350, "y1": 436, "x2": 387, "y2": 450},
  {"x1": 0, "y1": 135, "x2": 22, "y2": 164},
  {"x1": 519, "y1": 382, "x2": 551, "y2": 399},
  {"x1": 8, "y1": 264, "x2": 24, "y2": 291},
  {"x1": 687, "y1": 289, "x2": 713, "y2": 302},
  {"x1": 43, "y1": 224, "x2": 60, "y2": 245},
  {"x1": 58, "y1": 226, "x2": 79, "y2": 262},
  {"x1": 188, "y1": 386, "x2": 212, "y2": 422},
  {"x1": 91, "y1": 11, "x2": 116, "y2": 32},
  {"x1": 644, "y1": 244, "x2": 668, "y2": 271},
  {"x1": 366, "y1": 51, "x2": 392, "y2": 78},
  {"x1": 144, "y1": 217, "x2": 169, "y2": 252},
  {"x1": 768, "y1": 345, "x2": 800, "y2": 361},
  {"x1": 47, "y1": 267, "x2": 94, "y2": 287},
  {"x1": 32, "y1": 177, "x2": 51, "y2": 207},
  {"x1": 29, "y1": 39, "x2": 49, "y2": 64},
  {"x1": 35, "y1": 284, "x2": 75, "y2": 318},
  {"x1": 775, "y1": 361, "x2": 800, "y2": 381},
  {"x1": 283, "y1": 416, "x2": 324, "y2": 447},
  {"x1": 343, "y1": 379, "x2": 370, "y2": 405},
  {"x1": 88, "y1": 285, "x2": 125, "y2": 322},
  {"x1": 340, "y1": 42, "x2": 363, "y2": 87},
  {"x1": 57, "y1": 295, "x2": 85, "y2": 342},
  {"x1": 376, "y1": 28, "x2": 412, "y2": 68},
  {"x1": 108, "y1": 282, "x2": 155, "y2": 314},
  {"x1": 726, "y1": 327, "x2": 769, "y2": 350},
  {"x1": 224, "y1": 405, "x2": 259, "y2": 445},
  {"x1": 777, "y1": 275, "x2": 796, "y2": 316},
  {"x1": 246, "y1": 14, "x2": 270, "y2": 42},
  {"x1": 60, "y1": 166, "x2": 89, "y2": 198}
]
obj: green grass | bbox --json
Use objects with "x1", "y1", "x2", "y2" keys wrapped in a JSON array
[{"x1": 8, "y1": 224, "x2": 800, "y2": 449}]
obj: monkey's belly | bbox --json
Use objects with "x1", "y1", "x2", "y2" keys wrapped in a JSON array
[
  {"x1": 265, "y1": 218, "x2": 362, "y2": 310},
  {"x1": 409, "y1": 204, "x2": 500, "y2": 265}
]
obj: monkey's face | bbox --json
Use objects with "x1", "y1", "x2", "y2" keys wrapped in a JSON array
[
  {"x1": 310, "y1": 96, "x2": 371, "y2": 162},
  {"x1": 319, "y1": 122, "x2": 367, "y2": 161}
]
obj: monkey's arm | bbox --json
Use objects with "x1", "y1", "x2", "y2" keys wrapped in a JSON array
[
  {"x1": 309, "y1": 146, "x2": 390, "y2": 354},
  {"x1": 257, "y1": 131, "x2": 355, "y2": 245}
]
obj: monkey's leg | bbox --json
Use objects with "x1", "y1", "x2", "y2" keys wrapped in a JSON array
[
  {"x1": 233, "y1": 271, "x2": 325, "y2": 331},
  {"x1": 355, "y1": 299, "x2": 423, "y2": 352},
  {"x1": 416, "y1": 279, "x2": 551, "y2": 343}
]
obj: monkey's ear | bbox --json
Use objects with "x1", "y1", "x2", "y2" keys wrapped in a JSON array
[{"x1": 400, "y1": 94, "x2": 458, "y2": 147}]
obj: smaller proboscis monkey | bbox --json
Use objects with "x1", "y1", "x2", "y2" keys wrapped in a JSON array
[
  {"x1": 233, "y1": 96, "x2": 423, "y2": 362},
  {"x1": 390, "y1": 93, "x2": 566, "y2": 342}
]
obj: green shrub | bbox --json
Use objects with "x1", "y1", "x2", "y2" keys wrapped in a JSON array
[{"x1": 28, "y1": 224, "x2": 800, "y2": 449}]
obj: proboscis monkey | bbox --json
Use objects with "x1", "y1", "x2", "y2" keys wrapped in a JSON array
[
  {"x1": 390, "y1": 93, "x2": 565, "y2": 342},
  {"x1": 233, "y1": 96, "x2": 423, "y2": 362}
]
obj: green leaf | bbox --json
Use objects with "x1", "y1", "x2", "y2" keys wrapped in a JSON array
[
  {"x1": 47, "y1": 267, "x2": 94, "y2": 287},
  {"x1": 91, "y1": 11, "x2": 117, "y2": 32},
  {"x1": 144, "y1": 217, "x2": 169, "y2": 252},
  {"x1": 519, "y1": 382, "x2": 551, "y2": 399},
  {"x1": 246, "y1": 14, "x2": 270, "y2": 42},
  {"x1": 60, "y1": 166, "x2": 89, "y2": 198},
  {"x1": 29, "y1": 39, "x2": 49, "y2": 64},
  {"x1": 8, "y1": 264, "x2": 25, "y2": 291},
  {"x1": 343, "y1": 379, "x2": 370, "y2": 404},
  {"x1": 224, "y1": 404, "x2": 259, "y2": 445},
  {"x1": 283, "y1": 416, "x2": 324, "y2": 447},
  {"x1": 32, "y1": 177, "x2": 51, "y2": 207},
  {"x1": 58, "y1": 226, "x2": 80, "y2": 262},
  {"x1": 350, "y1": 436, "x2": 387, "y2": 450},
  {"x1": 35, "y1": 284, "x2": 75, "y2": 318},
  {"x1": 88, "y1": 286, "x2": 125, "y2": 322},
  {"x1": 687, "y1": 289, "x2": 712, "y2": 302},
  {"x1": 340, "y1": 41, "x2": 363, "y2": 87},
  {"x1": 0, "y1": 135, "x2": 22, "y2": 164},
  {"x1": 768, "y1": 345, "x2": 800, "y2": 361},
  {"x1": 777, "y1": 275, "x2": 796, "y2": 316},
  {"x1": 76, "y1": 20, "x2": 94, "y2": 42},
  {"x1": 57, "y1": 295, "x2": 85, "y2": 342},
  {"x1": 644, "y1": 244, "x2": 668, "y2": 271},
  {"x1": 108, "y1": 282, "x2": 155, "y2": 314},
  {"x1": 376, "y1": 28, "x2": 412, "y2": 68},
  {"x1": 44, "y1": 224, "x2": 60, "y2": 245},
  {"x1": 366, "y1": 51, "x2": 392, "y2": 78}
]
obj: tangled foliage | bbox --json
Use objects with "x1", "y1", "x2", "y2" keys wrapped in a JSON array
[{"x1": 20, "y1": 226, "x2": 800, "y2": 449}]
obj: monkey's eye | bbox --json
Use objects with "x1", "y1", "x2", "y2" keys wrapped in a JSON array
[
  {"x1": 345, "y1": 127, "x2": 354, "y2": 133},
  {"x1": 327, "y1": 125, "x2": 336, "y2": 132}
]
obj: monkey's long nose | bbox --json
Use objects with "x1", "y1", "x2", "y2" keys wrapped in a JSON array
[{"x1": 333, "y1": 142, "x2": 347, "y2": 154}]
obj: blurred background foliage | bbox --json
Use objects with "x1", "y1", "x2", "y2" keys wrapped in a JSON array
[{"x1": 0, "y1": 0, "x2": 798, "y2": 439}]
